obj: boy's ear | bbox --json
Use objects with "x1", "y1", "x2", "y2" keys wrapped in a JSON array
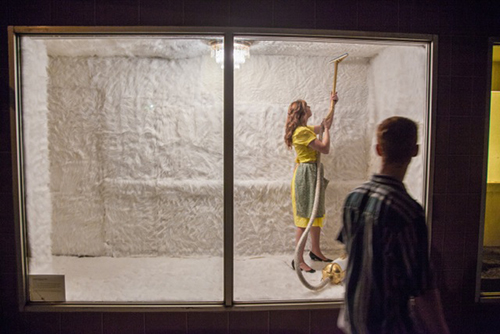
[
  {"x1": 412, "y1": 144, "x2": 419, "y2": 157},
  {"x1": 376, "y1": 143, "x2": 383, "y2": 157}
]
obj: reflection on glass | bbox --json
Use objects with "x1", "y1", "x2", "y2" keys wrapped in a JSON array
[
  {"x1": 20, "y1": 36, "x2": 224, "y2": 302},
  {"x1": 233, "y1": 37, "x2": 430, "y2": 302}
]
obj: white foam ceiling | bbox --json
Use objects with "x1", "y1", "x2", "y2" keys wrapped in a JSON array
[{"x1": 41, "y1": 36, "x2": 423, "y2": 60}]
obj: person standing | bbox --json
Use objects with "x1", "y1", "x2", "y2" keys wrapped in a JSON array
[
  {"x1": 338, "y1": 117, "x2": 449, "y2": 334},
  {"x1": 284, "y1": 93, "x2": 338, "y2": 273}
]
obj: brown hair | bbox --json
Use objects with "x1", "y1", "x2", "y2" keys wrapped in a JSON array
[
  {"x1": 284, "y1": 100, "x2": 308, "y2": 149},
  {"x1": 377, "y1": 116, "x2": 417, "y2": 164}
]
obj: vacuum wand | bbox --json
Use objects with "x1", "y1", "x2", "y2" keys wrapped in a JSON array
[{"x1": 325, "y1": 53, "x2": 348, "y2": 121}]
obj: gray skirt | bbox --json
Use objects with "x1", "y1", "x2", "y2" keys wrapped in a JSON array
[{"x1": 294, "y1": 162, "x2": 329, "y2": 219}]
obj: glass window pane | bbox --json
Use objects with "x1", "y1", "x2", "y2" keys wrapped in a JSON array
[
  {"x1": 233, "y1": 36, "x2": 430, "y2": 302},
  {"x1": 20, "y1": 35, "x2": 224, "y2": 302}
]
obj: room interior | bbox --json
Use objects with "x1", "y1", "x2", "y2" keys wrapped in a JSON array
[
  {"x1": 18, "y1": 34, "x2": 428, "y2": 302},
  {"x1": 482, "y1": 45, "x2": 500, "y2": 293}
]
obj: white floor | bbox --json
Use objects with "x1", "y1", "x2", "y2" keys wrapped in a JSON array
[{"x1": 31, "y1": 255, "x2": 345, "y2": 302}]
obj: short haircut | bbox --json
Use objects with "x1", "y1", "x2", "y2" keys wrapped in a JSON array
[{"x1": 377, "y1": 117, "x2": 418, "y2": 164}]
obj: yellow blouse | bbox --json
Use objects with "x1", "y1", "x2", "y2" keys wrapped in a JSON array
[{"x1": 292, "y1": 126, "x2": 317, "y2": 163}]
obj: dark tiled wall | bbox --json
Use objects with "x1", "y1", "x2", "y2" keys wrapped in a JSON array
[{"x1": 2, "y1": 1, "x2": 500, "y2": 333}]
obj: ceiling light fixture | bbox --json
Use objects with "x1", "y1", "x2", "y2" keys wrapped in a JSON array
[{"x1": 210, "y1": 41, "x2": 250, "y2": 69}]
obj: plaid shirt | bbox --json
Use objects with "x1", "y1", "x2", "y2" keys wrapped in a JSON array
[{"x1": 338, "y1": 175, "x2": 433, "y2": 334}]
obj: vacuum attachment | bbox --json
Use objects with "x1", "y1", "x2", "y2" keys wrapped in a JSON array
[
  {"x1": 325, "y1": 53, "x2": 348, "y2": 121},
  {"x1": 322, "y1": 254, "x2": 348, "y2": 284},
  {"x1": 329, "y1": 52, "x2": 349, "y2": 64}
]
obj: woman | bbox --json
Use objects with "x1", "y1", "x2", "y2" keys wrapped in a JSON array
[{"x1": 284, "y1": 93, "x2": 338, "y2": 273}]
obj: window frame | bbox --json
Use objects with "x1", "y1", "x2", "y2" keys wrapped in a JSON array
[
  {"x1": 476, "y1": 37, "x2": 500, "y2": 303},
  {"x1": 8, "y1": 26, "x2": 438, "y2": 312}
]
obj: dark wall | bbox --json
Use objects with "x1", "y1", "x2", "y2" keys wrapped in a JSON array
[{"x1": 2, "y1": 1, "x2": 500, "y2": 333}]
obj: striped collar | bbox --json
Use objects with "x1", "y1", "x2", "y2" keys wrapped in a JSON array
[{"x1": 371, "y1": 174, "x2": 407, "y2": 192}]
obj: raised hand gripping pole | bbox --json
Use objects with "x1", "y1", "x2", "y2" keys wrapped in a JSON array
[{"x1": 293, "y1": 53, "x2": 348, "y2": 291}]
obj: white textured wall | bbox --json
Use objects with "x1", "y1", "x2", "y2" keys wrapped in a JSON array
[
  {"x1": 21, "y1": 38, "x2": 54, "y2": 272},
  {"x1": 22, "y1": 38, "x2": 428, "y2": 260},
  {"x1": 47, "y1": 52, "x2": 224, "y2": 257},
  {"x1": 366, "y1": 46, "x2": 427, "y2": 202}
]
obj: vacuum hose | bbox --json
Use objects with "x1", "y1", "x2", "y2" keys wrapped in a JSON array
[{"x1": 293, "y1": 152, "x2": 330, "y2": 290}]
